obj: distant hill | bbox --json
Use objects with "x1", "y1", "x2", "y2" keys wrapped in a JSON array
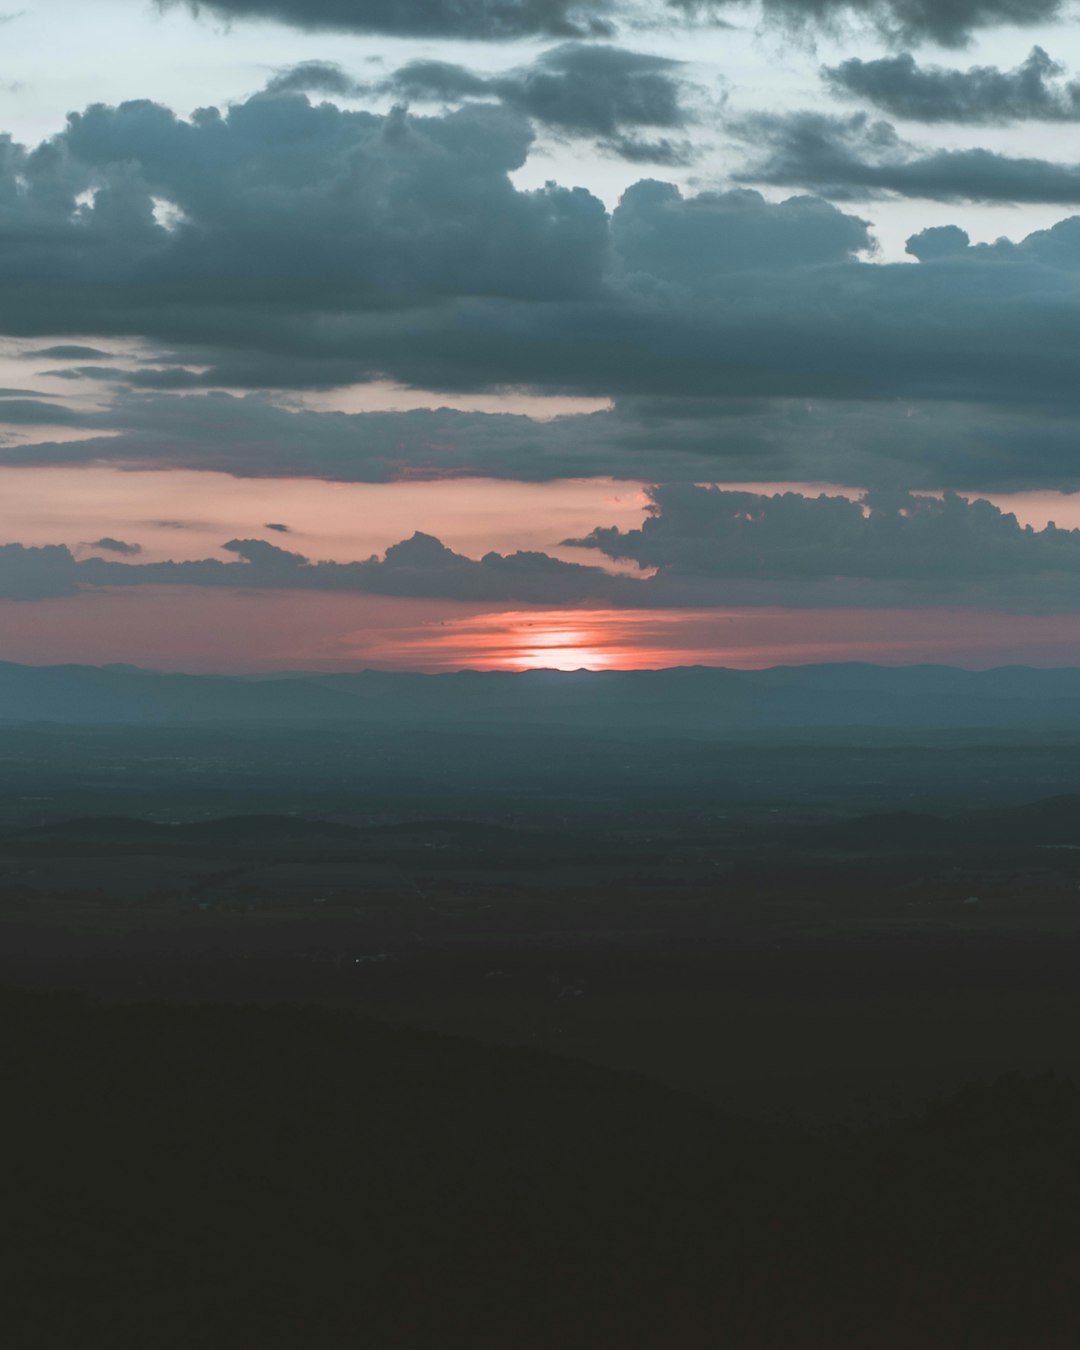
[
  {"x1": 5, "y1": 659, "x2": 1080, "y2": 731},
  {"x1": 1, "y1": 814, "x2": 362, "y2": 847},
  {"x1": 797, "y1": 794, "x2": 1080, "y2": 853}
]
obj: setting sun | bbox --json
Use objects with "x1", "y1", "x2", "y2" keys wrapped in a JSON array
[{"x1": 507, "y1": 623, "x2": 618, "y2": 670}]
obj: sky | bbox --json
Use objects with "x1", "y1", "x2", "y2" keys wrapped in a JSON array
[{"x1": 4, "y1": 0, "x2": 1080, "y2": 671}]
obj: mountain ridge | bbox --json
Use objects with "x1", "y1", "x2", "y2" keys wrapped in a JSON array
[{"x1": 6, "y1": 659, "x2": 1080, "y2": 730}]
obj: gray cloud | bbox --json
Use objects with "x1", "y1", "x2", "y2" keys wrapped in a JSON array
[
  {"x1": 611, "y1": 179, "x2": 873, "y2": 278},
  {"x1": 73, "y1": 531, "x2": 627, "y2": 605},
  {"x1": 22, "y1": 345, "x2": 117, "y2": 360},
  {"x1": 264, "y1": 522, "x2": 291, "y2": 532},
  {"x1": 87, "y1": 537, "x2": 143, "y2": 556},
  {"x1": 717, "y1": 0, "x2": 1063, "y2": 46},
  {"x1": 0, "y1": 544, "x2": 78, "y2": 599},
  {"x1": 569, "y1": 484, "x2": 1080, "y2": 581},
  {"x1": 8, "y1": 373, "x2": 1080, "y2": 495},
  {"x1": 736, "y1": 110, "x2": 1080, "y2": 202},
  {"x1": 0, "y1": 399, "x2": 88, "y2": 425},
  {"x1": 375, "y1": 44, "x2": 700, "y2": 162},
  {"x1": 11, "y1": 90, "x2": 1080, "y2": 471},
  {"x1": 5, "y1": 485, "x2": 1080, "y2": 612},
  {"x1": 0, "y1": 93, "x2": 608, "y2": 353},
  {"x1": 825, "y1": 47, "x2": 1080, "y2": 124},
  {"x1": 158, "y1": 0, "x2": 618, "y2": 39},
  {"x1": 263, "y1": 61, "x2": 367, "y2": 98},
  {"x1": 162, "y1": 0, "x2": 1062, "y2": 44}
]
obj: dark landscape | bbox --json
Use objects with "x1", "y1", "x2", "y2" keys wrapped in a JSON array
[{"x1": 5, "y1": 662, "x2": 1080, "y2": 1346}]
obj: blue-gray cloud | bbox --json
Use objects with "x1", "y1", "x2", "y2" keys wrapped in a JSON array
[
  {"x1": 742, "y1": 0, "x2": 1063, "y2": 45},
  {"x1": 826, "y1": 47, "x2": 1080, "y2": 123},
  {"x1": 87, "y1": 537, "x2": 143, "y2": 555},
  {"x1": 263, "y1": 61, "x2": 367, "y2": 98},
  {"x1": 736, "y1": 110, "x2": 1080, "y2": 202},
  {"x1": 569, "y1": 484, "x2": 1080, "y2": 583},
  {"x1": 371, "y1": 44, "x2": 701, "y2": 163},
  {"x1": 10, "y1": 88, "x2": 1080, "y2": 491},
  {"x1": 3, "y1": 488, "x2": 1080, "y2": 613},
  {"x1": 163, "y1": 0, "x2": 1063, "y2": 44},
  {"x1": 159, "y1": 0, "x2": 619, "y2": 39},
  {"x1": 22, "y1": 345, "x2": 117, "y2": 360},
  {"x1": 0, "y1": 93, "x2": 607, "y2": 345}
]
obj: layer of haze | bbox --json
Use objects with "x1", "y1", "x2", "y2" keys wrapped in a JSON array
[{"x1": 5, "y1": 588, "x2": 1080, "y2": 672}]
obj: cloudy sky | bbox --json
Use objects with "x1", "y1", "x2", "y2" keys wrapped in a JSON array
[{"x1": 4, "y1": 0, "x2": 1080, "y2": 670}]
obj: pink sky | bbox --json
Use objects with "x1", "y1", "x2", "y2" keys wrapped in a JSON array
[
  {"x1": 5, "y1": 588, "x2": 1080, "y2": 672},
  {"x1": 5, "y1": 466, "x2": 1080, "y2": 670}
]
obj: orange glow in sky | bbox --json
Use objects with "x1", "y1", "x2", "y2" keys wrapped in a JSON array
[
  {"x1": 499, "y1": 619, "x2": 622, "y2": 670},
  {"x1": 5, "y1": 590, "x2": 1080, "y2": 672},
  {"x1": 5, "y1": 464, "x2": 1080, "y2": 674}
]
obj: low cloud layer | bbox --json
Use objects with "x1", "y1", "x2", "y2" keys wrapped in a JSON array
[
  {"x1": 8, "y1": 374, "x2": 1080, "y2": 493},
  {"x1": 6, "y1": 488, "x2": 1080, "y2": 614},
  {"x1": 569, "y1": 484, "x2": 1080, "y2": 586},
  {"x1": 826, "y1": 47, "x2": 1080, "y2": 123}
]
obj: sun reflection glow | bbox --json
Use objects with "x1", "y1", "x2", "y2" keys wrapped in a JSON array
[
  {"x1": 503, "y1": 623, "x2": 614, "y2": 670},
  {"x1": 392, "y1": 610, "x2": 713, "y2": 671}
]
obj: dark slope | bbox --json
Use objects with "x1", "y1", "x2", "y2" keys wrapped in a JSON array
[
  {"x1": 4, "y1": 988, "x2": 1080, "y2": 1350},
  {"x1": 797, "y1": 794, "x2": 1080, "y2": 853}
]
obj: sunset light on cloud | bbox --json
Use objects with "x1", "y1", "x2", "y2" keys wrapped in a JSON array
[{"x1": 6, "y1": 2, "x2": 1080, "y2": 672}]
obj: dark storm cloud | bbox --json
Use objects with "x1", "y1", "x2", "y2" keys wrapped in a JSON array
[
  {"x1": 825, "y1": 47, "x2": 1080, "y2": 123},
  {"x1": 737, "y1": 110, "x2": 1080, "y2": 202},
  {"x1": 158, "y1": 0, "x2": 618, "y2": 39},
  {"x1": 376, "y1": 44, "x2": 700, "y2": 161},
  {"x1": 87, "y1": 537, "x2": 143, "y2": 555}
]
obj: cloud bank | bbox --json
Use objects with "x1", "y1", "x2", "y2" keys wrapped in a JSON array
[
  {"x1": 6, "y1": 488, "x2": 1080, "y2": 614},
  {"x1": 8, "y1": 88, "x2": 1080, "y2": 490}
]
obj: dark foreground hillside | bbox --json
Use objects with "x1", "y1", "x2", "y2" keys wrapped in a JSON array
[{"x1": 4, "y1": 989, "x2": 1080, "y2": 1349}]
